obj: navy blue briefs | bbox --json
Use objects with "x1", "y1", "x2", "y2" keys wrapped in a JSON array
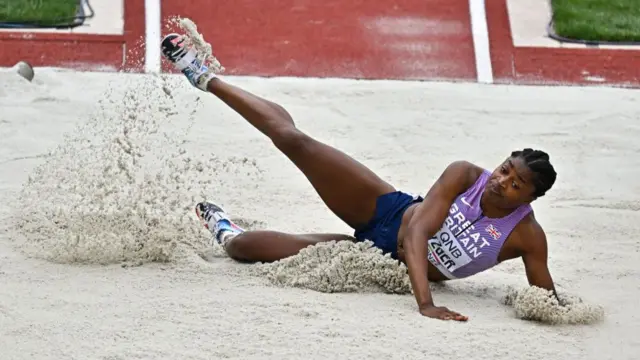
[{"x1": 353, "y1": 191, "x2": 424, "y2": 259}]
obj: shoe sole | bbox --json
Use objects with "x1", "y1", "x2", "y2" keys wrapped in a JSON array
[
  {"x1": 161, "y1": 33, "x2": 184, "y2": 59},
  {"x1": 194, "y1": 206, "x2": 210, "y2": 230}
]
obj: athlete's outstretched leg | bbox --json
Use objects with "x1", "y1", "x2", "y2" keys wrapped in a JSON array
[
  {"x1": 196, "y1": 202, "x2": 355, "y2": 262},
  {"x1": 162, "y1": 33, "x2": 395, "y2": 230}
]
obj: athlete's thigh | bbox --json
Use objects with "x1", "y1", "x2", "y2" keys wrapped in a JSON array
[{"x1": 282, "y1": 132, "x2": 396, "y2": 229}]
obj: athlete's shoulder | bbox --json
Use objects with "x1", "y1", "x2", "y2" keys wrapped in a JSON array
[
  {"x1": 444, "y1": 160, "x2": 486, "y2": 186},
  {"x1": 437, "y1": 160, "x2": 486, "y2": 194},
  {"x1": 512, "y1": 212, "x2": 548, "y2": 254}
]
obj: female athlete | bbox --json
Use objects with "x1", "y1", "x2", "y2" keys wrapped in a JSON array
[{"x1": 161, "y1": 33, "x2": 558, "y2": 322}]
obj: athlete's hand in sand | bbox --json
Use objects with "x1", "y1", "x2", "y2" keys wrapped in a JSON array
[{"x1": 419, "y1": 304, "x2": 468, "y2": 321}]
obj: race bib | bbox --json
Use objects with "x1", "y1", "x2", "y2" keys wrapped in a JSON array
[{"x1": 427, "y1": 224, "x2": 472, "y2": 279}]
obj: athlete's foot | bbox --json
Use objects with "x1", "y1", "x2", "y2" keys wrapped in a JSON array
[
  {"x1": 195, "y1": 201, "x2": 245, "y2": 246},
  {"x1": 161, "y1": 33, "x2": 216, "y2": 91}
]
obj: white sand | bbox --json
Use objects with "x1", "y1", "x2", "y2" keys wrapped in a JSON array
[{"x1": 0, "y1": 67, "x2": 638, "y2": 359}]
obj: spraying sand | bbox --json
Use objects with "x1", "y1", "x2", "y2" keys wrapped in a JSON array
[{"x1": 0, "y1": 63, "x2": 637, "y2": 359}]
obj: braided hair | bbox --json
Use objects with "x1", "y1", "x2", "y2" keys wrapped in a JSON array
[{"x1": 510, "y1": 148, "x2": 557, "y2": 198}]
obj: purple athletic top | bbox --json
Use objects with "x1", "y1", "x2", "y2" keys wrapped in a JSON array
[{"x1": 426, "y1": 169, "x2": 532, "y2": 279}]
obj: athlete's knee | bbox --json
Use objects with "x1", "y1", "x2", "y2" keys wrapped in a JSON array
[
  {"x1": 224, "y1": 233, "x2": 255, "y2": 261},
  {"x1": 271, "y1": 127, "x2": 312, "y2": 154}
]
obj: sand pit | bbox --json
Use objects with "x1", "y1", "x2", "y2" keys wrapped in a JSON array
[{"x1": 0, "y1": 66, "x2": 637, "y2": 359}]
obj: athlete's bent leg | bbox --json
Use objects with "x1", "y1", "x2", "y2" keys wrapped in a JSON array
[
  {"x1": 196, "y1": 201, "x2": 353, "y2": 262},
  {"x1": 226, "y1": 232, "x2": 355, "y2": 262}
]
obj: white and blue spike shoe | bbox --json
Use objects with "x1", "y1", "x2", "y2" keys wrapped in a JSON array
[
  {"x1": 195, "y1": 201, "x2": 245, "y2": 246},
  {"x1": 161, "y1": 33, "x2": 216, "y2": 91}
]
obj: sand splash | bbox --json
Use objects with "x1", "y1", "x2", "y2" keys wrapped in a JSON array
[
  {"x1": 252, "y1": 240, "x2": 413, "y2": 294},
  {"x1": 252, "y1": 238, "x2": 606, "y2": 325},
  {"x1": 503, "y1": 285, "x2": 605, "y2": 325},
  {"x1": 7, "y1": 72, "x2": 263, "y2": 266},
  {"x1": 5, "y1": 17, "x2": 270, "y2": 266}
]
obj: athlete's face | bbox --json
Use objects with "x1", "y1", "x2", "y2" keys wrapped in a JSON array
[{"x1": 484, "y1": 156, "x2": 537, "y2": 208}]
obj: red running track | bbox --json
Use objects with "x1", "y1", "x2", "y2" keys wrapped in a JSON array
[
  {"x1": 486, "y1": 0, "x2": 640, "y2": 87},
  {"x1": 0, "y1": 0, "x2": 145, "y2": 72},
  {"x1": 0, "y1": 0, "x2": 638, "y2": 87},
  {"x1": 161, "y1": 0, "x2": 477, "y2": 81}
]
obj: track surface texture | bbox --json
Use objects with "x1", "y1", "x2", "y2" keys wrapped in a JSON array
[{"x1": 161, "y1": 0, "x2": 477, "y2": 80}]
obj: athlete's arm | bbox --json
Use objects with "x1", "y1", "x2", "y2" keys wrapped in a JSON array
[
  {"x1": 403, "y1": 160, "x2": 476, "y2": 321},
  {"x1": 520, "y1": 221, "x2": 559, "y2": 299}
]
